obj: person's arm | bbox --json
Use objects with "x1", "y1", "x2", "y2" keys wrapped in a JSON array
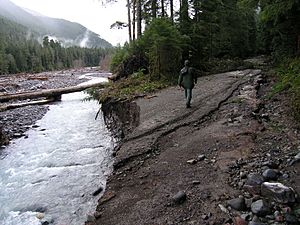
[
  {"x1": 178, "y1": 72, "x2": 183, "y2": 87},
  {"x1": 193, "y1": 68, "x2": 197, "y2": 84}
]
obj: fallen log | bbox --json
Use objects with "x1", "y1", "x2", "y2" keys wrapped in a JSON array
[
  {"x1": 0, "y1": 81, "x2": 107, "y2": 103},
  {"x1": 0, "y1": 98, "x2": 55, "y2": 112}
]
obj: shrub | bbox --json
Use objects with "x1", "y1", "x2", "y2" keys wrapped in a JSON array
[
  {"x1": 109, "y1": 18, "x2": 185, "y2": 83},
  {"x1": 272, "y1": 57, "x2": 300, "y2": 120}
]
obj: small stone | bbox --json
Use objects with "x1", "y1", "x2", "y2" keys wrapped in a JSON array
[
  {"x1": 192, "y1": 180, "x2": 201, "y2": 185},
  {"x1": 262, "y1": 160, "x2": 279, "y2": 169},
  {"x1": 172, "y1": 191, "x2": 187, "y2": 204},
  {"x1": 233, "y1": 216, "x2": 247, "y2": 225},
  {"x1": 262, "y1": 169, "x2": 278, "y2": 181},
  {"x1": 275, "y1": 214, "x2": 284, "y2": 222},
  {"x1": 248, "y1": 222, "x2": 267, "y2": 225},
  {"x1": 240, "y1": 213, "x2": 251, "y2": 221},
  {"x1": 261, "y1": 182, "x2": 296, "y2": 204},
  {"x1": 244, "y1": 173, "x2": 265, "y2": 195},
  {"x1": 245, "y1": 198, "x2": 253, "y2": 208},
  {"x1": 218, "y1": 204, "x2": 229, "y2": 214},
  {"x1": 294, "y1": 152, "x2": 300, "y2": 162},
  {"x1": 285, "y1": 214, "x2": 299, "y2": 224},
  {"x1": 240, "y1": 172, "x2": 247, "y2": 179},
  {"x1": 251, "y1": 199, "x2": 271, "y2": 216},
  {"x1": 40, "y1": 215, "x2": 54, "y2": 225},
  {"x1": 281, "y1": 173, "x2": 289, "y2": 179},
  {"x1": 13, "y1": 133, "x2": 23, "y2": 138},
  {"x1": 197, "y1": 154, "x2": 205, "y2": 161},
  {"x1": 227, "y1": 197, "x2": 246, "y2": 211},
  {"x1": 187, "y1": 159, "x2": 197, "y2": 164},
  {"x1": 94, "y1": 211, "x2": 102, "y2": 219},
  {"x1": 202, "y1": 214, "x2": 209, "y2": 220},
  {"x1": 36, "y1": 212, "x2": 44, "y2": 219},
  {"x1": 282, "y1": 207, "x2": 292, "y2": 214},
  {"x1": 294, "y1": 208, "x2": 300, "y2": 217},
  {"x1": 32, "y1": 125, "x2": 40, "y2": 128},
  {"x1": 92, "y1": 186, "x2": 103, "y2": 196},
  {"x1": 86, "y1": 214, "x2": 96, "y2": 222}
]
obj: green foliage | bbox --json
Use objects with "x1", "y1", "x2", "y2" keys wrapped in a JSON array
[
  {"x1": 141, "y1": 18, "x2": 183, "y2": 81},
  {"x1": 243, "y1": 0, "x2": 300, "y2": 58},
  {"x1": 110, "y1": 44, "x2": 132, "y2": 72},
  {"x1": 110, "y1": 18, "x2": 184, "y2": 82},
  {"x1": 97, "y1": 72, "x2": 169, "y2": 103},
  {"x1": 272, "y1": 58, "x2": 300, "y2": 120}
]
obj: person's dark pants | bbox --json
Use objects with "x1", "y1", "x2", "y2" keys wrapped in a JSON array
[{"x1": 184, "y1": 88, "x2": 192, "y2": 107}]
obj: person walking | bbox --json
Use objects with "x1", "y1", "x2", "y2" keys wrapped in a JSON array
[{"x1": 178, "y1": 60, "x2": 197, "y2": 108}]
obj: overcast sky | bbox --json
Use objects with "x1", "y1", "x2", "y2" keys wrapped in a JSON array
[{"x1": 10, "y1": 0, "x2": 128, "y2": 46}]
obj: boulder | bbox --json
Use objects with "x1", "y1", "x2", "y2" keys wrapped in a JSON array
[
  {"x1": 244, "y1": 174, "x2": 265, "y2": 195},
  {"x1": 251, "y1": 199, "x2": 271, "y2": 216},
  {"x1": 262, "y1": 169, "x2": 278, "y2": 181},
  {"x1": 227, "y1": 197, "x2": 246, "y2": 211},
  {"x1": 261, "y1": 182, "x2": 296, "y2": 204}
]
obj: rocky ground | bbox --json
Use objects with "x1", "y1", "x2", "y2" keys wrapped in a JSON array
[
  {"x1": 0, "y1": 67, "x2": 108, "y2": 146},
  {"x1": 90, "y1": 66, "x2": 300, "y2": 225}
]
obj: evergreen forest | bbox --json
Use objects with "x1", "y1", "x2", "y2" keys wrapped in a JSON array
[
  {"x1": 0, "y1": 16, "x2": 111, "y2": 74},
  {"x1": 110, "y1": 0, "x2": 299, "y2": 80}
]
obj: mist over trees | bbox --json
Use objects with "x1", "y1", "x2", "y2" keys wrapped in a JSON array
[
  {"x1": 110, "y1": 0, "x2": 300, "y2": 81},
  {"x1": 0, "y1": 16, "x2": 111, "y2": 75}
]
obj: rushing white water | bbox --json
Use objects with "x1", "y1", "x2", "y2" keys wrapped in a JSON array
[{"x1": 0, "y1": 90, "x2": 115, "y2": 225}]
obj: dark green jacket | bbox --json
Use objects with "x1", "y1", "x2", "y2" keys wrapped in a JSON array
[{"x1": 178, "y1": 66, "x2": 197, "y2": 89}]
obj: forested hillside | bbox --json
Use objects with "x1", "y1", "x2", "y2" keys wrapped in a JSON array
[
  {"x1": 0, "y1": 0, "x2": 112, "y2": 48},
  {"x1": 0, "y1": 16, "x2": 111, "y2": 74}
]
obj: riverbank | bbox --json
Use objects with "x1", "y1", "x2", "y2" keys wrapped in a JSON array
[
  {"x1": 90, "y1": 68, "x2": 300, "y2": 225},
  {"x1": 0, "y1": 67, "x2": 109, "y2": 146}
]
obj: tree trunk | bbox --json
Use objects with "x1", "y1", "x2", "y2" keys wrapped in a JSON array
[
  {"x1": 0, "y1": 82, "x2": 106, "y2": 103},
  {"x1": 161, "y1": 0, "x2": 165, "y2": 17},
  {"x1": 127, "y1": 0, "x2": 132, "y2": 42},
  {"x1": 170, "y1": 0, "x2": 174, "y2": 23},
  {"x1": 0, "y1": 98, "x2": 55, "y2": 112},
  {"x1": 151, "y1": 0, "x2": 157, "y2": 18},
  {"x1": 132, "y1": 0, "x2": 136, "y2": 40},
  {"x1": 298, "y1": 34, "x2": 300, "y2": 55},
  {"x1": 136, "y1": 0, "x2": 142, "y2": 37}
]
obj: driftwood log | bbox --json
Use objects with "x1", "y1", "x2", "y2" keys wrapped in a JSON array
[
  {"x1": 0, "y1": 98, "x2": 55, "y2": 112},
  {"x1": 0, "y1": 81, "x2": 106, "y2": 103}
]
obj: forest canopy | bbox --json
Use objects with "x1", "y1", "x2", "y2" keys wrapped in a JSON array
[{"x1": 110, "y1": 0, "x2": 299, "y2": 80}]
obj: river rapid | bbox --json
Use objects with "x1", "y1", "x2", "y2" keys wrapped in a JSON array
[{"x1": 0, "y1": 76, "x2": 115, "y2": 225}]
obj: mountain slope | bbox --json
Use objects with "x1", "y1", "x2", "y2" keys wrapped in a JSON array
[{"x1": 0, "y1": 0, "x2": 112, "y2": 48}]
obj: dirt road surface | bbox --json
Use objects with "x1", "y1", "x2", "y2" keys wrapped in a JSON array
[{"x1": 91, "y1": 69, "x2": 300, "y2": 225}]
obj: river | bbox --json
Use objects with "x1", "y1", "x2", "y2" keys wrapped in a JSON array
[{"x1": 0, "y1": 77, "x2": 115, "y2": 225}]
